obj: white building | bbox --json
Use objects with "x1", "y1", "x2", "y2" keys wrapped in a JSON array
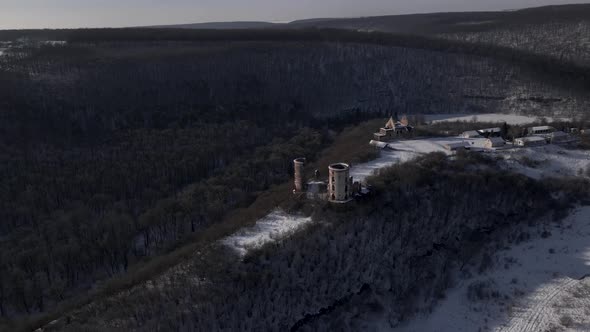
[
  {"x1": 444, "y1": 142, "x2": 468, "y2": 151},
  {"x1": 514, "y1": 136, "x2": 547, "y2": 147},
  {"x1": 369, "y1": 140, "x2": 388, "y2": 149},
  {"x1": 484, "y1": 137, "x2": 505, "y2": 149},
  {"x1": 461, "y1": 130, "x2": 482, "y2": 139}
]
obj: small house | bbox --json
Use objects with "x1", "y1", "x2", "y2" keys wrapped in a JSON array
[
  {"x1": 461, "y1": 130, "x2": 482, "y2": 139},
  {"x1": 514, "y1": 136, "x2": 546, "y2": 147},
  {"x1": 484, "y1": 137, "x2": 505, "y2": 149}
]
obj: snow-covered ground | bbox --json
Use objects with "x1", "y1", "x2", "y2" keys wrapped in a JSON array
[
  {"x1": 498, "y1": 144, "x2": 590, "y2": 179},
  {"x1": 426, "y1": 113, "x2": 570, "y2": 125},
  {"x1": 384, "y1": 206, "x2": 590, "y2": 332},
  {"x1": 221, "y1": 209, "x2": 313, "y2": 257},
  {"x1": 385, "y1": 137, "x2": 491, "y2": 154},
  {"x1": 378, "y1": 136, "x2": 590, "y2": 180},
  {"x1": 350, "y1": 150, "x2": 417, "y2": 182}
]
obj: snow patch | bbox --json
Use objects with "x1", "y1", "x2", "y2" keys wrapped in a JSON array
[
  {"x1": 384, "y1": 207, "x2": 590, "y2": 332},
  {"x1": 498, "y1": 145, "x2": 590, "y2": 179},
  {"x1": 350, "y1": 150, "x2": 418, "y2": 182},
  {"x1": 386, "y1": 137, "x2": 490, "y2": 153},
  {"x1": 352, "y1": 136, "x2": 493, "y2": 182},
  {"x1": 222, "y1": 209, "x2": 313, "y2": 257},
  {"x1": 426, "y1": 113, "x2": 570, "y2": 125}
]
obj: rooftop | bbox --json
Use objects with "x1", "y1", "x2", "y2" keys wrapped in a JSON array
[
  {"x1": 518, "y1": 136, "x2": 547, "y2": 142},
  {"x1": 477, "y1": 127, "x2": 502, "y2": 133},
  {"x1": 329, "y1": 163, "x2": 350, "y2": 170},
  {"x1": 530, "y1": 125, "x2": 555, "y2": 131}
]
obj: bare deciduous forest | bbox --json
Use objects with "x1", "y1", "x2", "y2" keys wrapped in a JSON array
[
  {"x1": 51, "y1": 154, "x2": 590, "y2": 331},
  {"x1": 1, "y1": 4, "x2": 590, "y2": 331}
]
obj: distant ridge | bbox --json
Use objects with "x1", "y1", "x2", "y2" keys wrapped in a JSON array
[
  {"x1": 147, "y1": 3, "x2": 590, "y2": 33},
  {"x1": 148, "y1": 21, "x2": 277, "y2": 30}
]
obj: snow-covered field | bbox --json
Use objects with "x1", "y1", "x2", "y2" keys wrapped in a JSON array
[
  {"x1": 350, "y1": 150, "x2": 417, "y2": 182},
  {"x1": 499, "y1": 144, "x2": 590, "y2": 179},
  {"x1": 426, "y1": 113, "x2": 570, "y2": 125},
  {"x1": 384, "y1": 206, "x2": 590, "y2": 332},
  {"x1": 221, "y1": 209, "x2": 313, "y2": 257},
  {"x1": 379, "y1": 136, "x2": 590, "y2": 180},
  {"x1": 385, "y1": 137, "x2": 491, "y2": 154}
]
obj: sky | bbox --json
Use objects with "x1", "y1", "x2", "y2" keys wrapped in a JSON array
[{"x1": 1, "y1": 0, "x2": 588, "y2": 29}]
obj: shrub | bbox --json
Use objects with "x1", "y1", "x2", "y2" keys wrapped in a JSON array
[
  {"x1": 467, "y1": 280, "x2": 499, "y2": 302},
  {"x1": 560, "y1": 314, "x2": 574, "y2": 327}
]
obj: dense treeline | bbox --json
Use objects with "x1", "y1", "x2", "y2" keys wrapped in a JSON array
[
  {"x1": 0, "y1": 121, "x2": 331, "y2": 318},
  {"x1": 1, "y1": 27, "x2": 589, "y2": 87},
  {"x1": 1, "y1": 41, "x2": 587, "y2": 146},
  {"x1": 286, "y1": 4, "x2": 590, "y2": 35},
  {"x1": 442, "y1": 21, "x2": 590, "y2": 67},
  {"x1": 0, "y1": 39, "x2": 398, "y2": 320},
  {"x1": 51, "y1": 153, "x2": 589, "y2": 331}
]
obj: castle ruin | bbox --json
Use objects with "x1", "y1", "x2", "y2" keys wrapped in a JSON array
[{"x1": 293, "y1": 158, "x2": 361, "y2": 203}]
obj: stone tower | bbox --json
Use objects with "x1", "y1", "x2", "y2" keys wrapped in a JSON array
[
  {"x1": 328, "y1": 163, "x2": 351, "y2": 202},
  {"x1": 293, "y1": 158, "x2": 306, "y2": 193}
]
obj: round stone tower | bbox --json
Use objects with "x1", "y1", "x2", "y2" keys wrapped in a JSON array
[
  {"x1": 293, "y1": 158, "x2": 306, "y2": 192},
  {"x1": 328, "y1": 163, "x2": 351, "y2": 202}
]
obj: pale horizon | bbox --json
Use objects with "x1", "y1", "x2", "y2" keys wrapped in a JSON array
[{"x1": 1, "y1": 0, "x2": 589, "y2": 30}]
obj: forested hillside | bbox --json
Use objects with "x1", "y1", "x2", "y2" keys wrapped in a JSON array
[
  {"x1": 45, "y1": 154, "x2": 589, "y2": 331},
  {"x1": 0, "y1": 27, "x2": 589, "y2": 329},
  {"x1": 149, "y1": 4, "x2": 590, "y2": 67},
  {"x1": 289, "y1": 5, "x2": 590, "y2": 67}
]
